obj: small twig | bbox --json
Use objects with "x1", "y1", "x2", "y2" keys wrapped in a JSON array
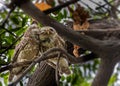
[
  {"x1": 90, "y1": 0, "x2": 110, "y2": 12},
  {"x1": 0, "y1": 61, "x2": 32, "y2": 73},
  {"x1": 96, "y1": 0, "x2": 113, "y2": 10},
  {"x1": 80, "y1": 0, "x2": 96, "y2": 13},
  {"x1": 0, "y1": 60, "x2": 9, "y2": 66},
  {"x1": 0, "y1": 4, "x2": 17, "y2": 37},
  {"x1": 0, "y1": 45, "x2": 15, "y2": 50},
  {"x1": 1, "y1": 4, "x2": 16, "y2": 27},
  {"x1": 0, "y1": 34, "x2": 23, "y2": 56},
  {"x1": 0, "y1": 54, "x2": 58, "y2": 73},
  {"x1": 103, "y1": 0, "x2": 113, "y2": 7},
  {"x1": 43, "y1": 0, "x2": 79, "y2": 14},
  {"x1": 104, "y1": 0, "x2": 120, "y2": 18},
  {"x1": 0, "y1": 26, "x2": 17, "y2": 38}
]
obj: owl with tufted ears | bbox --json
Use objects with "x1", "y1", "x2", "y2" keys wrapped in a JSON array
[{"x1": 9, "y1": 23, "x2": 70, "y2": 82}]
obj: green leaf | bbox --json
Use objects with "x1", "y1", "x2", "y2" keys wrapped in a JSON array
[
  {"x1": 15, "y1": 27, "x2": 25, "y2": 36},
  {"x1": 108, "y1": 73, "x2": 117, "y2": 86},
  {"x1": 11, "y1": 16, "x2": 20, "y2": 25},
  {"x1": 0, "y1": 72, "x2": 9, "y2": 86},
  {"x1": 0, "y1": 82, "x2": 2, "y2": 86},
  {"x1": 0, "y1": 58, "x2": 6, "y2": 66}
]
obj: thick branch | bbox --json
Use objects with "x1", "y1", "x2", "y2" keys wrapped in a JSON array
[
  {"x1": 16, "y1": 0, "x2": 103, "y2": 54},
  {"x1": 77, "y1": 28, "x2": 120, "y2": 40},
  {"x1": 27, "y1": 62, "x2": 58, "y2": 86},
  {"x1": 0, "y1": 48, "x2": 97, "y2": 74}
]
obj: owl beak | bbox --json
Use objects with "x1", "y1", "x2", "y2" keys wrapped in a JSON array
[{"x1": 47, "y1": 31, "x2": 50, "y2": 34}]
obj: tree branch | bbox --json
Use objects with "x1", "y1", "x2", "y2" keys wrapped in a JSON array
[
  {"x1": 8, "y1": 47, "x2": 98, "y2": 86},
  {"x1": 43, "y1": 0, "x2": 79, "y2": 14},
  {"x1": 0, "y1": 35, "x2": 23, "y2": 56},
  {"x1": 77, "y1": 28, "x2": 120, "y2": 39},
  {"x1": 15, "y1": 0, "x2": 104, "y2": 54},
  {"x1": 92, "y1": 58, "x2": 117, "y2": 86},
  {"x1": 0, "y1": 61, "x2": 32, "y2": 73},
  {"x1": 0, "y1": 48, "x2": 97, "y2": 74},
  {"x1": 1, "y1": 4, "x2": 16, "y2": 26}
]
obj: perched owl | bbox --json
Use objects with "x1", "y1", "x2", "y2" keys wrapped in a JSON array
[
  {"x1": 9, "y1": 24, "x2": 70, "y2": 82},
  {"x1": 9, "y1": 23, "x2": 40, "y2": 81},
  {"x1": 39, "y1": 26, "x2": 70, "y2": 75}
]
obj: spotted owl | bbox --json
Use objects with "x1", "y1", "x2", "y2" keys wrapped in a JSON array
[
  {"x1": 9, "y1": 23, "x2": 40, "y2": 81},
  {"x1": 39, "y1": 26, "x2": 70, "y2": 75},
  {"x1": 9, "y1": 24, "x2": 70, "y2": 82}
]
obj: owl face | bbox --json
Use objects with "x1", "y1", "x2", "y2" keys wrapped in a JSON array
[
  {"x1": 39, "y1": 26, "x2": 57, "y2": 47},
  {"x1": 40, "y1": 26, "x2": 56, "y2": 38},
  {"x1": 24, "y1": 24, "x2": 40, "y2": 38},
  {"x1": 40, "y1": 26, "x2": 56, "y2": 42}
]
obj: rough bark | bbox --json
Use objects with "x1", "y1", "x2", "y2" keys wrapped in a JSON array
[{"x1": 27, "y1": 62, "x2": 58, "y2": 86}]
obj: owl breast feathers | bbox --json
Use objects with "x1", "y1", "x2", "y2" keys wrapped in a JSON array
[{"x1": 9, "y1": 24, "x2": 70, "y2": 82}]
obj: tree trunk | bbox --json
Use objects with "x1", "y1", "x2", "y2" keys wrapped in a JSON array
[
  {"x1": 27, "y1": 61, "x2": 59, "y2": 86},
  {"x1": 92, "y1": 58, "x2": 116, "y2": 86}
]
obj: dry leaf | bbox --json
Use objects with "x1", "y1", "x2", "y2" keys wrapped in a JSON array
[
  {"x1": 35, "y1": 2, "x2": 52, "y2": 11},
  {"x1": 73, "y1": 45, "x2": 80, "y2": 57},
  {"x1": 81, "y1": 20, "x2": 89, "y2": 30},
  {"x1": 70, "y1": 4, "x2": 90, "y2": 57},
  {"x1": 73, "y1": 23, "x2": 83, "y2": 30}
]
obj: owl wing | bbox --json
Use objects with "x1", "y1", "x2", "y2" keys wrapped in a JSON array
[
  {"x1": 12, "y1": 38, "x2": 28, "y2": 63},
  {"x1": 9, "y1": 38, "x2": 29, "y2": 81},
  {"x1": 9, "y1": 23, "x2": 39, "y2": 82}
]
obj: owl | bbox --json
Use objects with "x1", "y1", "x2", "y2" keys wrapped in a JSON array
[
  {"x1": 9, "y1": 23, "x2": 40, "y2": 81},
  {"x1": 9, "y1": 24, "x2": 70, "y2": 82},
  {"x1": 39, "y1": 26, "x2": 70, "y2": 75}
]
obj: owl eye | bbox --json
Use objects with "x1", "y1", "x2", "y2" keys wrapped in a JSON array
[{"x1": 49, "y1": 28, "x2": 54, "y2": 31}]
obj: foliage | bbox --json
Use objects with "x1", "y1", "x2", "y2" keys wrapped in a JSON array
[
  {"x1": 0, "y1": 0, "x2": 119, "y2": 86},
  {"x1": 0, "y1": 4, "x2": 30, "y2": 85}
]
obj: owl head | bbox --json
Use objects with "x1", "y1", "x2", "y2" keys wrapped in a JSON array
[
  {"x1": 39, "y1": 26, "x2": 57, "y2": 42},
  {"x1": 39, "y1": 26, "x2": 57, "y2": 49},
  {"x1": 40, "y1": 26, "x2": 56, "y2": 39},
  {"x1": 23, "y1": 24, "x2": 41, "y2": 41}
]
